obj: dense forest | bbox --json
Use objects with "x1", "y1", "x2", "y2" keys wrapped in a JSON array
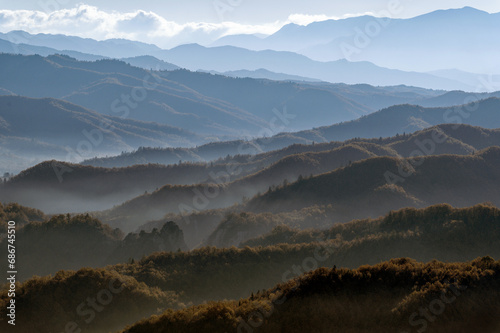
[
  {"x1": 0, "y1": 211, "x2": 187, "y2": 280},
  {"x1": 0, "y1": 268, "x2": 180, "y2": 333},
  {"x1": 2, "y1": 256, "x2": 499, "y2": 332},
  {"x1": 0, "y1": 202, "x2": 45, "y2": 234},
  {"x1": 1, "y1": 204, "x2": 499, "y2": 309},
  {"x1": 4, "y1": 200, "x2": 499, "y2": 286},
  {"x1": 121, "y1": 257, "x2": 500, "y2": 333}
]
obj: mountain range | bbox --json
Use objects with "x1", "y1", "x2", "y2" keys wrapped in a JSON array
[
  {"x1": 3, "y1": 8, "x2": 500, "y2": 91},
  {"x1": 1, "y1": 5, "x2": 500, "y2": 333},
  {"x1": 0, "y1": 95, "x2": 200, "y2": 174},
  {"x1": 2, "y1": 7, "x2": 499, "y2": 78},
  {"x1": 82, "y1": 98, "x2": 500, "y2": 168},
  {"x1": 157, "y1": 44, "x2": 469, "y2": 90},
  {"x1": 0, "y1": 53, "x2": 380, "y2": 136},
  {"x1": 0, "y1": 30, "x2": 162, "y2": 59},
  {"x1": 5, "y1": 53, "x2": 499, "y2": 172},
  {"x1": 5, "y1": 122, "x2": 497, "y2": 243},
  {"x1": 96, "y1": 144, "x2": 500, "y2": 235},
  {"x1": 3, "y1": 121, "x2": 498, "y2": 213},
  {"x1": 210, "y1": 7, "x2": 500, "y2": 74}
]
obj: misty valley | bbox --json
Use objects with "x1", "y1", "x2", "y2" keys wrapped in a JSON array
[{"x1": 1, "y1": 4, "x2": 500, "y2": 333}]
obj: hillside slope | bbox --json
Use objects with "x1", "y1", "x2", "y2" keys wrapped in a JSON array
[
  {"x1": 0, "y1": 214, "x2": 187, "y2": 280},
  {"x1": 121, "y1": 257, "x2": 500, "y2": 333},
  {"x1": 2, "y1": 204, "x2": 500, "y2": 332},
  {"x1": 0, "y1": 53, "x2": 379, "y2": 136},
  {"x1": 83, "y1": 98, "x2": 500, "y2": 168},
  {"x1": 95, "y1": 139, "x2": 500, "y2": 234},
  {"x1": 246, "y1": 147, "x2": 500, "y2": 217},
  {"x1": 0, "y1": 95, "x2": 199, "y2": 173}
]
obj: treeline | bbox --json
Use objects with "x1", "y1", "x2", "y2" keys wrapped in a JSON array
[
  {"x1": 0, "y1": 268, "x2": 179, "y2": 333},
  {"x1": 202, "y1": 206, "x2": 336, "y2": 248},
  {"x1": 245, "y1": 147, "x2": 500, "y2": 216},
  {"x1": 1, "y1": 204, "x2": 500, "y2": 332},
  {"x1": 122, "y1": 257, "x2": 500, "y2": 333},
  {"x1": 0, "y1": 214, "x2": 187, "y2": 280},
  {"x1": 243, "y1": 203, "x2": 500, "y2": 249},
  {"x1": 111, "y1": 204, "x2": 500, "y2": 304},
  {"x1": 137, "y1": 205, "x2": 335, "y2": 249},
  {"x1": 0, "y1": 202, "x2": 45, "y2": 234},
  {"x1": 4, "y1": 202, "x2": 500, "y2": 293}
]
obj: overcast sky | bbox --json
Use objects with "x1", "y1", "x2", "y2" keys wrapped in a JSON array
[{"x1": 0, "y1": 0, "x2": 499, "y2": 47}]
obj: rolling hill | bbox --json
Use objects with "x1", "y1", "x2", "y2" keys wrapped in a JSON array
[
  {"x1": 96, "y1": 144, "x2": 500, "y2": 235},
  {"x1": 4, "y1": 123, "x2": 499, "y2": 227},
  {"x1": 246, "y1": 147, "x2": 500, "y2": 215},
  {"x1": 0, "y1": 53, "x2": 394, "y2": 137},
  {"x1": 77, "y1": 126, "x2": 498, "y2": 235},
  {"x1": 0, "y1": 53, "x2": 269, "y2": 137},
  {"x1": 83, "y1": 98, "x2": 500, "y2": 168},
  {"x1": 275, "y1": 97, "x2": 500, "y2": 143},
  {"x1": 0, "y1": 95, "x2": 200, "y2": 173},
  {"x1": 121, "y1": 55, "x2": 180, "y2": 71},
  {"x1": 206, "y1": 68, "x2": 322, "y2": 82},
  {"x1": 0, "y1": 214, "x2": 187, "y2": 281},
  {"x1": 120, "y1": 257, "x2": 500, "y2": 333},
  {"x1": 0, "y1": 268, "x2": 180, "y2": 333},
  {"x1": 2, "y1": 203, "x2": 500, "y2": 332}
]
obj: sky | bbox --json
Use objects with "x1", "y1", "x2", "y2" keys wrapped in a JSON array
[{"x1": 0, "y1": 0, "x2": 499, "y2": 48}]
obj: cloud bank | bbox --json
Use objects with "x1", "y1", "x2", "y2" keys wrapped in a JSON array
[
  {"x1": 0, "y1": 4, "x2": 385, "y2": 48},
  {"x1": 0, "y1": 4, "x2": 294, "y2": 48}
]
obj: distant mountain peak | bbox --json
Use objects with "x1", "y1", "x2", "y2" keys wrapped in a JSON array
[
  {"x1": 416, "y1": 6, "x2": 490, "y2": 18},
  {"x1": 170, "y1": 43, "x2": 204, "y2": 51},
  {"x1": 269, "y1": 22, "x2": 302, "y2": 36},
  {"x1": 458, "y1": 6, "x2": 489, "y2": 13}
]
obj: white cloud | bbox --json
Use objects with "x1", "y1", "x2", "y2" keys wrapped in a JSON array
[
  {"x1": 0, "y1": 5, "x2": 288, "y2": 48},
  {"x1": 287, "y1": 14, "x2": 340, "y2": 25},
  {"x1": 115, "y1": 11, "x2": 163, "y2": 33},
  {"x1": 0, "y1": 5, "x2": 115, "y2": 39},
  {"x1": 0, "y1": 5, "x2": 380, "y2": 48}
]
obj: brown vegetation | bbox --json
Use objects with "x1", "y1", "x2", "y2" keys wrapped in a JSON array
[
  {"x1": 0, "y1": 214, "x2": 186, "y2": 280},
  {"x1": 0, "y1": 268, "x2": 178, "y2": 333},
  {"x1": 121, "y1": 257, "x2": 500, "y2": 333}
]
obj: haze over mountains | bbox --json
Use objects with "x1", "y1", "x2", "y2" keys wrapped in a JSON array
[
  {"x1": 2, "y1": 52, "x2": 497, "y2": 172},
  {"x1": 0, "y1": 32, "x2": 490, "y2": 92},
  {"x1": 1, "y1": 7, "x2": 500, "y2": 90},
  {"x1": 211, "y1": 7, "x2": 500, "y2": 72},
  {"x1": 1, "y1": 5, "x2": 500, "y2": 333},
  {"x1": 0, "y1": 96, "x2": 202, "y2": 174},
  {"x1": 79, "y1": 98, "x2": 500, "y2": 169},
  {"x1": 0, "y1": 53, "x2": 375, "y2": 134},
  {"x1": 4, "y1": 123, "x2": 499, "y2": 232},
  {"x1": 0, "y1": 30, "x2": 163, "y2": 59}
]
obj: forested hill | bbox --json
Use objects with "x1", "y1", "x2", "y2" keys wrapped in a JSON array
[{"x1": 83, "y1": 98, "x2": 500, "y2": 168}]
